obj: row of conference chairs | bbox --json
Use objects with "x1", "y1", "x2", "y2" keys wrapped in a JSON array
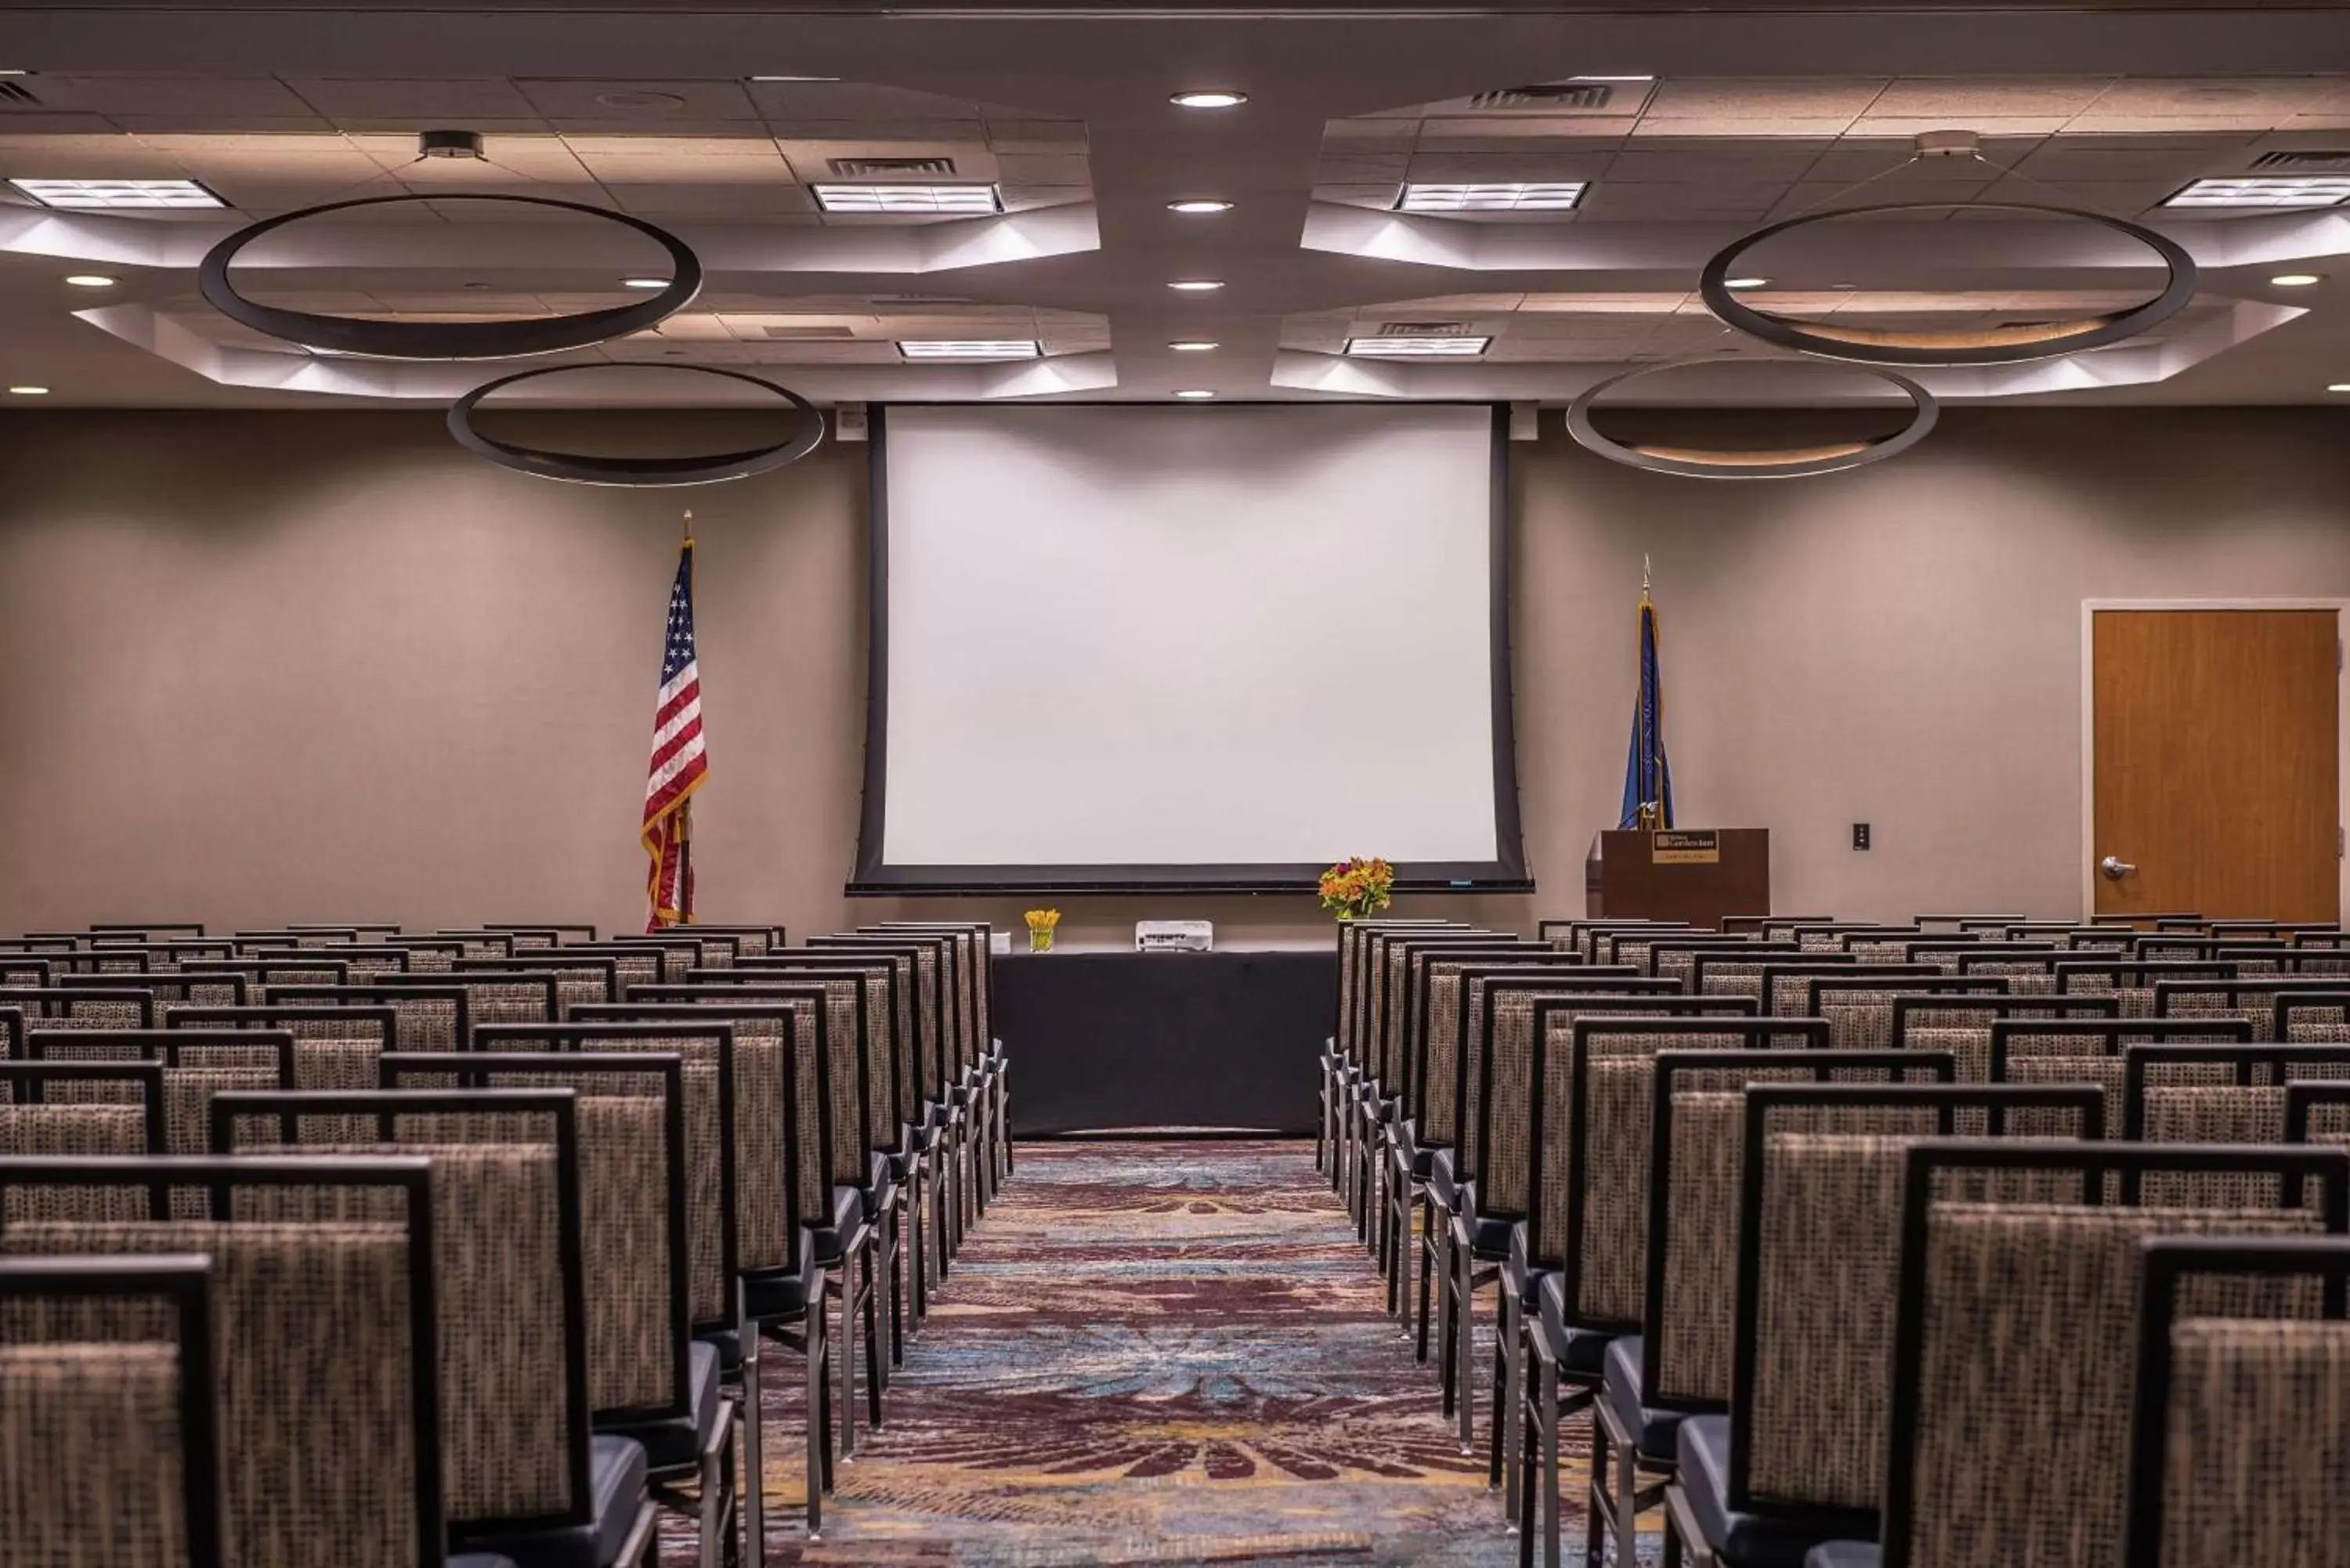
[
  {"x1": 1318, "y1": 912, "x2": 2350, "y2": 1568},
  {"x1": 0, "y1": 917, "x2": 1009, "y2": 1568}
]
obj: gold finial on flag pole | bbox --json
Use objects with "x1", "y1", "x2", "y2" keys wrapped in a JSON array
[
  {"x1": 681, "y1": 508, "x2": 694, "y2": 547},
  {"x1": 1643, "y1": 553, "x2": 1651, "y2": 593}
]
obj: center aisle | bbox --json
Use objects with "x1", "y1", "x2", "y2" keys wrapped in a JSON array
[{"x1": 685, "y1": 1140, "x2": 1583, "y2": 1566}]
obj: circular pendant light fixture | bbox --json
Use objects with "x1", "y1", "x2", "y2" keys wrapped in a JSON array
[
  {"x1": 448, "y1": 363, "x2": 825, "y2": 486},
  {"x1": 1700, "y1": 199, "x2": 2197, "y2": 367},
  {"x1": 1565, "y1": 358, "x2": 1939, "y2": 480},
  {"x1": 200, "y1": 192, "x2": 703, "y2": 360}
]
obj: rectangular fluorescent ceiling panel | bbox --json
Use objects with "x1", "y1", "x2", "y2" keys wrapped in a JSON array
[
  {"x1": 812, "y1": 182, "x2": 1002, "y2": 214},
  {"x1": 9, "y1": 177, "x2": 223, "y2": 210},
  {"x1": 898, "y1": 340, "x2": 1040, "y2": 360},
  {"x1": 2162, "y1": 175, "x2": 2350, "y2": 209},
  {"x1": 1397, "y1": 182, "x2": 1585, "y2": 213},
  {"x1": 1344, "y1": 335, "x2": 1491, "y2": 358}
]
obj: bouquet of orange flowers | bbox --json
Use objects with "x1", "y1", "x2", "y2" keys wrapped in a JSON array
[{"x1": 1318, "y1": 856, "x2": 1395, "y2": 922}]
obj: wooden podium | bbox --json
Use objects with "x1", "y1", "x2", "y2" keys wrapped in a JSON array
[{"x1": 1584, "y1": 829, "x2": 1771, "y2": 930}]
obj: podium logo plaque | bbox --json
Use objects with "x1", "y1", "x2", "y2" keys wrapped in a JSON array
[{"x1": 1651, "y1": 829, "x2": 1721, "y2": 865}]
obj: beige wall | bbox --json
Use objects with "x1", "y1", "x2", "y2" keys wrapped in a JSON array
[{"x1": 1, "y1": 406, "x2": 2346, "y2": 943}]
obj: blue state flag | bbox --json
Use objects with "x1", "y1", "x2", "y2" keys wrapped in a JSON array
[{"x1": 1618, "y1": 582, "x2": 1674, "y2": 829}]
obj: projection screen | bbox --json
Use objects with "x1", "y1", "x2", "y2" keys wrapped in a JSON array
[{"x1": 850, "y1": 403, "x2": 1528, "y2": 894}]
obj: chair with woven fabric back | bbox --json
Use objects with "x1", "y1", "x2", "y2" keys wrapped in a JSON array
[
  {"x1": 266, "y1": 982, "x2": 472, "y2": 1052},
  {"x1": 0, "y1": 1253, "x2": 222, "y2": 1568},
  {"x1": 0, "y1": 1153, "x2": 517, "y2": 1568},
  {"x1": 25, "y1": 1029, "x2": 296, "y2": 1216},
  {"x1": 1664, "y1": 1082, "x2": 2105, "y2": 1568},
  {"x1": 1517, "y1": 1017, "x2": 1812, "y2": 1568},
  {"x1": 201, "y1": 1090, "x2": 653, "y2": 1568},
  {"x1": 1799, "y1": 1140, "x2": 2350, "y2": 1568}
]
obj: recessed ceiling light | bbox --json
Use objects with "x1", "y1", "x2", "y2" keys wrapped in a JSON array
[
  {"x1": 2164, "y1": 176, "x2": 2350, "y2": 210},
  {"x1": 8, "y1": 385, "x2": 48, "y2": 396},
  {"x1": 1344, "y1": 334, "x2": 1492, "y2": 359},
  {"x1": 1167, "y1": 279, "x2": 1224, "y2": 291},
  {"x1": 1173, "y1": 388, "x2": 1217, "y2": 399},
  {"x1": 1167, "y1": 199, "x2": 1234, "y2": 215},
  {"x1": 8, "y1": 177, "x2": 223, "y2": 211},
  {"x1": 1567, "y1": 75, "x2": 1655, "y2": 83},
  {"x1": 749, "y1": 75, "x2": 841, "y2": 83},
  {"x1": 898, "y1": 339, "x2": 1041, "y2": 361},
  {"x1": 810, "y1": 182, "x2": 1002, "y2": 215},
  {"x1": 2270, "y1": 273, "x2": 2324, "y2": 287},
  {"x1": 620, "y1": 276, "x2": 669, "y2": 289},
  {"x1": 2331, "y1": 382, "x2": 2350, "y2": 393},
  {"x1": 62, "y1": 273, "x2": 114, "y2": 288},
  {"x1": 1169, "y1": 340, "x2": 1219, "y2": 351},
  {"x1": 1170, "y1": 90, "x2": 1246, "y2": 110},
  {"x1": 1725, "y1": 276, "x2": 1770, "y2": 289},
  {"x1": 1397, "y1": 182, "x2": 1585, "y2": 213}
]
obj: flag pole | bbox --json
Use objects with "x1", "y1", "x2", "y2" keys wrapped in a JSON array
[{"x1": 678, "y1": 509, "x2": 696, "y2": 925}]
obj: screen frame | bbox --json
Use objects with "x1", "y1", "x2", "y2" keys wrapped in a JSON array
[{"x1": 847, "y1": 400, "x2": 1533, "y2": 898}]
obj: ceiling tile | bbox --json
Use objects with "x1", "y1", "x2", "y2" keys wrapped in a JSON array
[
  {"x1": 1643, "y1": 78, "x2": 1890, "y2": 120},
  {"x1": 747, "y1": 81, "x2": 982, "y2": 121},
  {"x1": 281, "y1": 78, "x2": 541, "y2": 120},
  {"x1": 515, "y1": 79, "x2": 760, "y2": 121},
  {"x1": 39, "y1": 74, "x2": 321, "y2": 117}
]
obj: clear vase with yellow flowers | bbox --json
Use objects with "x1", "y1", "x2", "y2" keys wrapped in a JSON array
[{"x1": 1024, "y1": 908, "x2": 1062, "y2": 952}]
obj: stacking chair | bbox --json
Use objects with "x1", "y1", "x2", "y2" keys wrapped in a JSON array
[
  {"x1": 2155, "y1": 975, "x2": 2350, "y2": 1038},
  {"x1": 436, "y1": 930, "x2": 520, "y2": 959},
  {"x1": 1387, "y1": 942, "x2": 1566, "y2": 1290},
  {"x1": 2120, "y1": 1236, "x2": 2350, "y2": 1568},
  {"x1": 1810, "y1": 1140, "x2": 2350, "y2": 1568},
  {"x1": 1558, "y1": 1049, "x2": 1948, "y2": 1568},
  {"x1": 2118, "y1": 1041, "x2": 2350, "y2": 1143},
  {"x1": 1802, "y1": 975, "x2": 2008, "y2": 1053},
  {"x1": 2054, "y1": 958, "x2": 2234, "y2": 1017},
  {"x1": 0, "y1": 1152, "x2": 538, "y2": 1568},
  {"x1": 89, "y1": 921, "x2": 208, "y2": 941},
  {"x1": 687, "y1": 925, "x2": 787, "y2": 959},
  {"x1": 1759, "y1": 963, "x2": 1937, "y2": 1019},
  {"x1": 374, "y1": 1057, "x2": 735, "y2": 1568},
  {"x1": 1364, "y1": 930, "x2": 1516, "y2": 1241},
  {"x1": 0, "y1": 1254, "x2": 222, "y2": 1568},
  {"x1": 1426, "y1": 963, "x2": 1632, "y2": 1410},
  {"x1": 1889, "y1": 992, "x2": 2119, "y2": 1081},
  {"x1": 0, "y1": 984, "x2": 156, "y2": 1031},
  {"x1": 0, "y1": 1058, "x2": 168, "y2": 1167},
  {"x1": 1649, "y1": 940, "x2": 1801, "y2": 991},
  {"x1": 871, "y1": 922, "x2": 1003, "y2": 1196},
  {"x1": 1989, "y1": 1015, "x2": 2258, "y2": 1112},
  {"x1": 200, "y1": 1091, "x2": 655, "y2": 1567},
  {"x1": 270, "y1": 981, "x2": 473, "y2": 1050},
  {"x1": 167, "y1": 1001, "x2": 402, "y2": 1089},
  {"x1": 580, "y1": 988, "x2": 844, "y2": 1545},
  {"x1": 1590, "y1": 924, "x2": 1698, "y2": 964},
  {"x1": 384, "y1": 936, "x2": 469, "y2": 973},
  {"x1": 546, "y1": 945, "x2": 668, "y2": 999},
  {"x1": 25, "y1": 1028, "x2": 295, "y2": 1212},
  {"x1": 725, "y1": 954, "x2": 902, "y2": 1376},
  {"x1": 461, "y1": 954, "x2": 619, "y2": 1018},
  {"x1": 402, "y1": 967, "x2": 562, "y2": 1031},
  {"x1": 481, "y1": 923, "x2": 600, "y2": 948},
  {"x1": 1688, "y1": 951, "x2": 1858, "y2": 1002},
  {"x1": 190, "y1": 955, "x2": 352, "y2": 991},
  {"x1": 1513, "y1": 1017, "x2": 1820, "y2": 1568},
  {"x1": 1327, "y1": 920, "x2": 1455, "y2": 1178},
  {"x1": 1914, "y1": 913, "x2": 2024, "y2": 932},
  {"x1": 1664, "y1": 1083, "x2": 2104, "y2": 1568}
]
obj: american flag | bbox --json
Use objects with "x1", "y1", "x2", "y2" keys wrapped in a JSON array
[{"x1": 643, "y1": 539, "x2": 707, "y2": 930}]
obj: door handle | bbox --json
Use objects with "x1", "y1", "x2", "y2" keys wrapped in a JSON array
[{"x1": 2100, "y1": 854, "x2": 2137, "y2": 881}]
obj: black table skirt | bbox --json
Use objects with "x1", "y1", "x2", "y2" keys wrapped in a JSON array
[{"x1": 992, "y1": 948, "x2": 1338, "y2": 1136}]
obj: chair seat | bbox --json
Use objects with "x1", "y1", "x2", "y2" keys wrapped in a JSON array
[
  {"x1": 1528, "y1": 1272, "x2": 1614, "y2": 1375},
  {"x1": 739, "y1": 1230, "x2": 823, "y2": 1321},
  {"x1": 465, "y1": 1435, "x2": 648, "y2": 1568},
  {"x1": 1603, "y1": 1336, "x2": 1686, "y2": 1462},
  {"x1": 1676, "y1": 1416, "x2": 1842, "y2": 1568},
  {"x1": 1426, "y1": 1147, "x2": 1463, "y2": 1209},
  {"x1": 1460, "y1": 1212, "x2": 1513, "y2": 1259},
  {"x1": 603, "y1": 1339, "x2": 722, "y2": 1472},
  {"x1": 812, "y1": 1184, "x2": 862, "y2": 1265},
  {"x1": 1805, "y1": 1545, "x2": 1881, "y2": 1568}
]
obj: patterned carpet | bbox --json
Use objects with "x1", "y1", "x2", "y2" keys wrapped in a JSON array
[{"x1": 670, "y1": 1140, "x2": 1635, "y2": 1566}]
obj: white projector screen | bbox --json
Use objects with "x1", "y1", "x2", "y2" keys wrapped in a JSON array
[{"x1": 851, "y1": 403, "x2": 1527, "y2": 894}]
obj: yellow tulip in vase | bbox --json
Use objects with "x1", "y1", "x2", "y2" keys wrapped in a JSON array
[
  {"x1": 1024, "y1": 908, "x2": 1062, "y2": 952},
  {"x1": 1318, "y1": 857, "x2": 1396, "y2": 923}
]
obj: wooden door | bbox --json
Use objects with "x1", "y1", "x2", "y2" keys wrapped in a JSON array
[{"x1": 2092, "y1": 609, "x2": 2340, "y2": 921}]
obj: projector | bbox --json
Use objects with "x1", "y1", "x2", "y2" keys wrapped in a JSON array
[{"x1": 1135, "y1": 919, "x2": 1213, "y2": 953}]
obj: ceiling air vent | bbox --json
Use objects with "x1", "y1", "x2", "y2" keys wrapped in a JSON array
[
  {"x1": 827, "y1": 156, "x2": 957, "y2": 178},
  {"x1": 2251, "y1": 149, "x2": 2350, "y2": 172},
  {"x1": 1377, "y1": 320, "x2": 1474, "y2": 336},
  {"x1": 1466, "y1": 82, "x2": 1614, "y2": 111},
  {"x1": 0, "y1": 81, "x2": 40, "y2": 106},
  {"x1": 758, "y1": 324, "x2": 859, "y2": 340}
]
